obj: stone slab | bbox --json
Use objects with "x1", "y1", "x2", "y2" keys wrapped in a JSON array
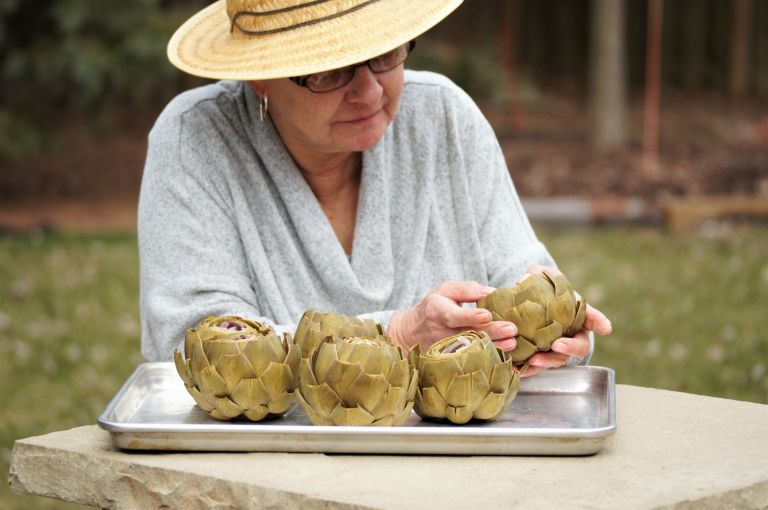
[{"x1": 9, "y1": 385, "x2": 768, "y2": 509}]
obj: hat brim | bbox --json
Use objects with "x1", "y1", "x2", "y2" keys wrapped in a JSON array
[{"x1": 168, "y1": 0, "x2": 463, "y2": 81}]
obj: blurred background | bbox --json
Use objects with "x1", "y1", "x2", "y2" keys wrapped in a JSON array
[{"x1": 1, "y1": 1, "x2": 766, "y2": 508}]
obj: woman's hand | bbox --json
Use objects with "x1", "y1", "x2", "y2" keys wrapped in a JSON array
[
  {"x1": 387, "y1": 281, "x2": 520, "y2": 352},
  {"x1": 517, "y1": 265, "x2": 613, "y2": 377}
]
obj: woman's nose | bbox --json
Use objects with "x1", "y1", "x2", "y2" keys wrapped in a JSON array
[{"x1": 345, "y1": 65, "x2": 383, "y2": 104}]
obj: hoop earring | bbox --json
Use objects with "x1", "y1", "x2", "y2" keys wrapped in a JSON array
[{"x1": 259, "y1": 95, "x2": 269, "y2": 123}]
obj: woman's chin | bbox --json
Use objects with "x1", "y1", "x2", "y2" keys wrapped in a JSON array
[{"x1": 335, "y1": 118, "x2": 389, "y2": 151}]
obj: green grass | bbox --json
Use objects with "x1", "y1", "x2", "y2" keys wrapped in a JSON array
[
  {"x1": 1, "y1": 225, "x2": 767, "y2": 508},
  {"x1": 539, "y1": 225, "x2": 768, "y2": 403}
]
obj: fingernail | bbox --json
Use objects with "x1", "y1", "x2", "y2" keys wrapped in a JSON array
[
  {"x1": 479, "y1": 286, "x2": 496, "y2": 296},
  {"x1": 552, "y1": 339, "x2": 570, "y2": 351},
  {"x1": 501, "y1": 325, "x2": 517, "y2": 336},
  {"x1": 476, "y1": 311, "x2": 492, "y2": 322}
]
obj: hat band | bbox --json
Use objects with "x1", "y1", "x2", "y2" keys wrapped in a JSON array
[{"x1": 231, "y1": 0, "x2": 383, "y2": 36}]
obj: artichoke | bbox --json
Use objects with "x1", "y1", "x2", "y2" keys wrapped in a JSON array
[
  {"x1": 477, "y1": 270, "x2": 587, "y2": 365},
  {"x1": 173, "y1": 315, "x2": 300, "y2": 421},
  {"x1": 296, "y1": 335, "x2": 418, "y2": 426},
  {"x1": 409, "y1": 331, "x2": 520, "y2": 424},
  {"x1": 293, "y1": 310, "x2": 383, "y2": 358}
]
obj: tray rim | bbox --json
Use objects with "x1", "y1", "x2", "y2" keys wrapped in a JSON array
[{"x1": 98, "y1": 362, "x2": 616, "y2": 439}]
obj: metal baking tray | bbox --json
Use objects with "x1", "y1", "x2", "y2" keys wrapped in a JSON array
[{"x1": 98, "y1": 362, "x2": 615, "y2": 456}]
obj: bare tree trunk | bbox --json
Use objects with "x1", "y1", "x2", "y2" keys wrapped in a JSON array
[
  {"x1": 498, "y1": 0, "x2": 525, "y2": 127},
  {"x1": 729, "y1": 0, "x2": 753, "y2": 96},
  {"x1": 643, "y1": 0, "x2": 664, "y2": 178},
  {"x1": 590, "y1": 0, "x2": 627, "y2": 149}
]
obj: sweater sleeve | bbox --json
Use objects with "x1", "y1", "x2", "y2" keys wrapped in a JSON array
[
  {"x1": 456, "y1": 95, "x2": 594, "y2": 364},
  {"x1": 138, "y1": 103, "x2": 292, "y2": 361},
  {"x1": 442, "y1": 84, "x2": 556, "y2": 287},
  {"x1": 449, "y1": 91, "x2": 594, "y2": 364}
]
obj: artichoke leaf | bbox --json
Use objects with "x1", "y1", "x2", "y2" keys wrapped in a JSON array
[
  {"x1": 188, "y1": 334, "x2": 210, "y2": 380},
  {"x1": 507, "y1": 301, "x2": 546, "y2": 339},
  {"x1": 532, "y1": 321, "x2": 564, "y2": 350},
  {"x1": 394, "y1": 401, "x2": 415, "y2": 425},
  {"x1": 336, "y1": 340, "x2": 372, "y2": 366},
  {"x1": 329, "y1": 404, "x2": 375, "y2": 426},
  {"x1": 304, "y1": 382, "x2": 343, "y2": 418},
  {"x1": 445, "y1": 405, "x2": 474, "y2": 425},
  {"x1": 406, "y1": 369, "x2": 419, "y2": 401},
  {"x1": 230, "y1": 378, "x2": 270, "y2": 408},
  {"x1": 215, "y1": 353, "x2": 258, "y2": 393},
  {"x1": 509, "y1": 337, "x2": 538, "y2": 363},
  {"x1": 283, "y1": 343, "x2": 301, "y2": 382},
  {"x1": 504, "y1": 372, "x2": 521, "y2": 406},
  {"x1": 443, "y1": 372, "x2": 474, "y2": 408},
  {"x1": 473, "y1": 391, "x2": 507, "y2": 420},
  {"x1": 489, "y1": 357, "x2": 514, "y2": 393},
  {"x1": 173, "y1": 350, "x2": 194, "y2": 387},
  {"x1": 211, "y1": 397, "x2": 244, "y2": 420},
  {"x1": 198, "y1": 365, "x2": 228, "y2": 398},
  {"x1": 183, "y1": 328, "x2": 198, "y2": 360},
  {"x1": 342, "y1": 372, "x2": 389, "y2": 411},
  {"x1": 202, "y1": 339, "x2": 240, "y2": 366},
  {"x1": 371, "y1": 415, "x2": 395, "y2": 426},
  {"x1": 243, "y1": 406, "x2": 270, "y2": 422},
  {"x1": 387, "y1": 358, "x2": 410, "y2": 388},
  {"x1": 313, "y1": 340, "x2": 340, "y2": 383},
  {"x1": 569, "y1": 299, "x2": 587, "y2": 336},
  {"x1": 546, "y1": 292, "x2": 576, "y2": 329},
  {"x1": 260, "y1": 362, "x2": 296, "y2": 399},
  {"x1": 299, "y1": 357, "x2": 317, "y2": 386},
  {"x1": 416, "y1": 386, "x2": 446, "y2": 419},
  {"x1": 296, "y1": 389, "x2": 333, "y2": 425},
  {"x1": 370, "y1": 386, "x2": 406, "y2": 421},
  {"x1": 266, "y1": 391, "x2": 295, "y2": 415},
  {"x1": 460, "y1": 349, "x2": 492, "y2": 380},
  {"x1": 323, "y1": 359, "x2": 363, "y2": 397},
  {"x1": 188, "y1": 386, "x2": 214, "y2": 412},
  {"x1": 242, "y1": 337, "x2": 284, "y2": 375},
  {"x1": 362, "y1": 347, "x2": 392, "y2": 377},
  {"x1": 420, "y1": 358, "x2": 462, "y2": 398}
]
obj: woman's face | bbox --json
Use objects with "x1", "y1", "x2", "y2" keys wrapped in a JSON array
[{"x1": 250, "y1": 63, "x2": 405, "y2": 160}]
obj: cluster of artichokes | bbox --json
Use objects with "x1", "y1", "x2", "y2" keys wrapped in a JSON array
[{"x1": 173, "y1": 272, "x2": 586, "y2": 426}]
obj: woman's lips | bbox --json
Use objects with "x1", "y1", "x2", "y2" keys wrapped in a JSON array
[{"x1": 339, "y1": 110, "x2": 381, "y2": 124}]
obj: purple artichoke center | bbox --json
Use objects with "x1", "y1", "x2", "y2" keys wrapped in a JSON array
[{"x1": 219, "y1": 320, "x2": 245, "y2": 331}]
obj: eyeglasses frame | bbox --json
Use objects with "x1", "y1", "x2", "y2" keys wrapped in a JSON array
[{"x1": 289, "y1": 40, "x2": 416, "y2": 93}]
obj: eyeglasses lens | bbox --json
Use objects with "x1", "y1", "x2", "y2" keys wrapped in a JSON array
[{"x1": 304, "y1": 42, "x2": 413, "y2": 92}]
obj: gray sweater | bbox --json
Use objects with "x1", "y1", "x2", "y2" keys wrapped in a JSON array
[{"x1": 138, "y1": 70, "x2": 555, "y2": 362}]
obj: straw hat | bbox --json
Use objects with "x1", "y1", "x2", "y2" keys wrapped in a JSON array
[{"x1": 168, "y1": 0, "x2": 464, "y2": 81}]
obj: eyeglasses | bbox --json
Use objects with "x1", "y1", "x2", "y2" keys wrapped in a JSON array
[{"x1": 289, "y1": 40, "x2": 415, "y2": 93}]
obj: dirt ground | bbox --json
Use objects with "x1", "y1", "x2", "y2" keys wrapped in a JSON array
[{"x1": 1, "y1": 91, "x2": 766, "y2": 231}]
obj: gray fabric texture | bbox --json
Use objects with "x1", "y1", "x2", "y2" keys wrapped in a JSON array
[{"x1": 138, "y1": 70, "x2": 559, "y2": 362}]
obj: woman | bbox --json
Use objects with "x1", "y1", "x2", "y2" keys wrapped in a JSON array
[{"x1": 139, "y1": 0, "x2": 612, "y2": 374}]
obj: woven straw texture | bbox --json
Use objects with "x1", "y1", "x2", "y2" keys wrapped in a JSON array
[{"x1": 168, "y1": 0, "x2": 463, "y2": 80}]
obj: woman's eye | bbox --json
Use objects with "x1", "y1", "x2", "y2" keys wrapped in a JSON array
[{"x1": 308, "y1": 71, "x2": 343, "y2": 87}]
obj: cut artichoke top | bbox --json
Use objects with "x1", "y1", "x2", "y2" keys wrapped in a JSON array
[
  {"x1": 293, "y1": 310, "x2": 384, "y2": 358},
  {"x1": 409, "y1": 331, "x2": 519, "y2": 424},
  {"x1": 411, "y1": 331, "x2": 504, "y2": 390}
]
